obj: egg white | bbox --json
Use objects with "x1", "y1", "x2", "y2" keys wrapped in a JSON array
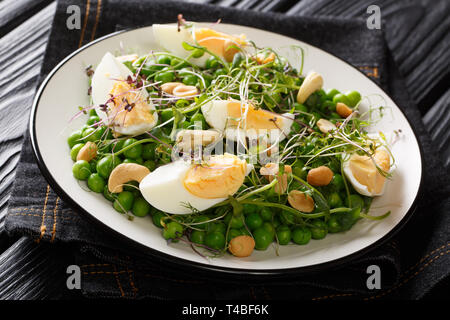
[
  {"x1": 152, "y1": 24, "x2": 210, "y2": 67},
  {"x1": 91, "y1": 52, "x2": 158, "y2": 136},
  {"x1": 139, "y1": 160, "x2": 227, "y2": 214},
  {"x1": 342, "y1": 145, "x2": 391, "y2": 197},
  {"x1": 201, "y1": 100, "x2": 294, "y2": 144}
]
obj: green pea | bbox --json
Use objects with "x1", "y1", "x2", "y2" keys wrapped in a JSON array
[
  {"x1": 276, "y1": 225, "x2": 291, "y2": 245},
  {"x1": 305, "y1": 93, "x2": 320, "y2": 109},
  {"x1": 260, "y1": 207, "x2": 273, "y2": 221},
  {"x1": 163, "y1": 221, "x2": 184, "y2": 240},
  {"x1": 239, "y1": 227, "x2": 251, "y2": 236},
  {"x1": 89, "y1": 159, "x2": 97, "y2": 173},
  {"x1": 214, "y1": 68, "x2": 227, "y2": 77},
  {"x1": 310, "y1": 220, "x2": 328, "y2": 240},
  {"x1": 170, "y1": 58, "x2": 188, "y2": 69},
  {"x1": 294, "y1": 103, "x2": 308, "y2": 113},
  {"x1": 87, "y1": 173, "x2": 105, "y2": 193},
  {"x1": 152, "y1": 211, "x2": 166, "y2": 228},
  {"x1": 205, "y1": 56, "x2": 219, "y2": 69},
  {"x1": 208, "y1": 222, "x2": 226, "y2": 235},
  {"x1": 182, "y1": 74, "x2": 198, "y2": 86},
  {"x1": 113, "y1": 191, "x2": 134, "y2": 213},
  {"x1": 279, "y1": 211, "x2": 295, "y2": 225},
  {"x1": 142, "y1": 143, "x2": 156, "y2": 160},
  {"x1": 111, "y1": 140, "x2": 125, "y2": 153},
  {"x1": 329, "y1": 192, "x2": 343, "y2": 208},
  {"x1": 243, "y1": 204, "x2": 258, "y2": 215},
  {"x1": 345, "y1": 90, "x2": 361, "y2": 107},
  {"x1": 291, "y1": 227, "x2": 311, "y2": 245},
  {"x1": 157, "y1": 55, "x2": 171, "y2": 66},
  {"x1": 327, "y1": 216, "x2": 341, "y2": 233},
  {"x1": 68, "y1": 130, "x2": 83, "y2": 148},
  {"x1": 231, "y1": 52, "x2": 244, "y2": 69},
  {"x1": 190, "y1": 230, "x2": 205, "y2": 244},
  {"x1": 122, "y1": 138, "x2": 142, "y2": 159},
  {"x1": 191, "y1": 48, "x2": 205, "y2": 58},
  {"x1": 123, "y1": 180, "x2": 139, "y2": 192},
  {"x1": 322, "y1": 100, "x2": 336, "y2": 112},
  {"x1": 204, "y1": 232, "x2": 225, "y2": 250},
  {"x1": 96, "y1": 155, "x2": 121, "y2": 179},
  {"x1": 193, "y1": 215, "x2": 210, "y2": 230},
  {"x1": 70, "y1": 143, "x2": 85, "y2": 161},
  {"x1": 227, "y1": 228, "x2": 242, "y2": 242},
  {"x1": 245, "y1": 212, "x2": 263, "y2": 230},
  {"x1": 262, "y1": 222, "x2": 275, "y2": 237},
  {"x1": 155, "y1": 70, "x2": 175, "y2": 83},
  {"x1": 103, "y1": 185, "x2": 116, "y2": 202},
  {"x1": 82, "y1": 127, "x2": 103, "y2": 142},
  {"x1": 229, "y1": 214, "x2": 244, "y2": 229},
  {"x1": 72, "y1": 160, "x2": 91, "y2": 180},
  {"x1": 331, "y1": 174, "x2": 344, "y2": 191},
  {"x1": 332, "y1": 93, "x2": 351, "y2": 106},
  {"x1": 272, "y1": 215, "x2": 281, "y2": 229},
  {"x1": 253, "y1": 227, "x2": 274, "y2": 250},
  {"x1": 346, "y1": 194, "x2": 365, "y2": 209},
  {"x1": 326, "y1": 88, "x2": 340, "y2": 100},
  {"x1": 87, "y1": 115, "x2": 100, "y2": 126},
  {"x1": 330, "y1": 112, "x2": 341, "y2": 119},
  {"x1": 132, "y1": 197, "x2": 151, "y2": 217}
]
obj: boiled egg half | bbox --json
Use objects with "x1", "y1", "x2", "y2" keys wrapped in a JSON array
[
  {"x1": 201, "y1": 100, "x2": 294, "y2": 144},
  {"x1": 140, "y1": 153, "x2": 251, "y2": 214},
  {"x1": 152, "y1": 23, "x2": 246, "y2": 67},
  {"x1": 91, "y1": 52, "x2": 158, "y2": 136},
  {"x1": 343, "y1": 147, "x2": 391, "y2": 197}
]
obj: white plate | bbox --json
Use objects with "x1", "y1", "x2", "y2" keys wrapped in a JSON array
[{"x1": 30, "y1": 24, "x2": 423, "y2": 275}]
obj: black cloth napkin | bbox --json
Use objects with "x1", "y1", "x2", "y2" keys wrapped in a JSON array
[{"x1": 6, "y1": 0, "x2": 449, "y2": 299}]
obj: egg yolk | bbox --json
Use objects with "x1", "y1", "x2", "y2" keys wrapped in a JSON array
[
  {"x1": 183, "y1": 154, "x2": 247, "y2": 199},
  {"x1": 226, "y1": 101, "x2": 283, "y2": 131},
  {"x1": 107, "y1": 81, "x2": 154, "y2": 128},
  {"x1": 349, "y1": 149, "x2": 390, "y2": 194},
  {"x1": 194, "y1": 28, "x2": 246, "y2": 62}
]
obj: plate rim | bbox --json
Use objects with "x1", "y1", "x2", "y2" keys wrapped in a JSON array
[{"x1": 29, "y1": 24, "x2": 424, "y2": 278}]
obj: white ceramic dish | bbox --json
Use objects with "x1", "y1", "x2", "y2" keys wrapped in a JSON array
[{"x1": 30, "y1": 24, "x2": 423, "y2": 275}]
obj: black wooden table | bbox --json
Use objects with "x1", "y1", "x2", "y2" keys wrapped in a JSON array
[{"x1": 0, "y1": 0, "x2": 448, "y2": 299}]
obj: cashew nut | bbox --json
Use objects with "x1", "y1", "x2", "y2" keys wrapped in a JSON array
[
  {"x1": 336, "y1": 102, "x2": 353, "y2": 118},
  {"x1": 288, "y1": 190, "x2": 315, "y2": 213},
  {"x1": 260, "y1": 163, "x2": 292, "y2": 194},
  {"x1": 172, "y1": 85, "x2": 199, "y2": 98},
  {"x1": 76, "y1": 142, "x2": 97, "y2": 162},
  {"x1": 108, "y1": 163, "x2": 150, "y2": 193},
  {"x1": 228, "y1": 235, "x2": 255, "y2": 257},
  {"x1": 317, "y1": 118, "x2": 336, "y2": 133},
  {"x1": 176, "y1": 129, "x2": 221, "y2": 150},
  {"x1": 297, "y1": 71, "x2": 323, "y2": 104},
  {"x1": 161, "y1": 82, "x2": 183, "y2": 95},
  {"x1": 307, "y1": 166, "x2": 334, "y2": 187}
]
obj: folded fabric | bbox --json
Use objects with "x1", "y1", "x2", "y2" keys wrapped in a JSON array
[{"x1": 6, "y1": 0, "x2": 449, "y2": 299}]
